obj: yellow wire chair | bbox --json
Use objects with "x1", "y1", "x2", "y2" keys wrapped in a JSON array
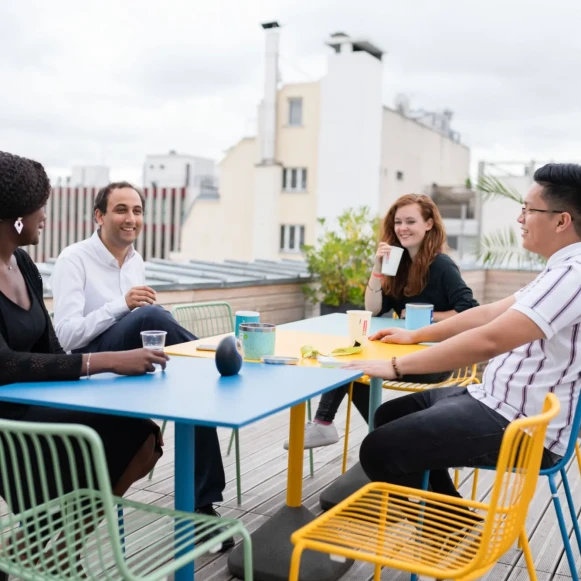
[
  {"x1": 341, "y1": 365, "x2": 480, "y2": 491},
  {"x1": 290, "y1": 393, "x2": 560, "y2": 581}
]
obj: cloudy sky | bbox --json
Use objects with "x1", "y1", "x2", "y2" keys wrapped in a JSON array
[{"x1": 1, "y1": 0, "x2": 579, "y2": 183}]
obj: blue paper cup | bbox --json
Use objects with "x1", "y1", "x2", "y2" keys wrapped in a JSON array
[
  {"x1": 239, "y1": 323, "x2": 276, "y2": 361},
  {"x1": 405, "y1": 303, "x2": 434, "y2": 331},
  {"x1": 235, "y1": 310, "x2": 260, "y2": 338}
]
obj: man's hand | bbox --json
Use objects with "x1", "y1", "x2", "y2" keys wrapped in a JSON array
[
  {"x1": 342, "y1": 359, "x2": 396, "y2": 379},
  {"x1": 370, "y1": 328, "x2": 417, "y2": 344},
  {"x1": 125, "y1": 286, "x2": 157, "y2": 309}
]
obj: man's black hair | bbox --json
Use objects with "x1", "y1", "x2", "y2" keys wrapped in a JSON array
[
  {"x1": 93, "y1": 181, "x2": 145, "y2": 218},
  {"x1": 534, "y1": 163, "x2": 581, "y2": 237}
]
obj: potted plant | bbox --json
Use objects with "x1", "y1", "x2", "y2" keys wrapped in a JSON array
[{"x1": 302, "y1": 206, "x2": 380, "y2": 315}]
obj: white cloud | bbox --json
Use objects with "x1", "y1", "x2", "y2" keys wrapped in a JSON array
[{"x1": 2, "y1": 0, "x2": 580, "y2": 182}]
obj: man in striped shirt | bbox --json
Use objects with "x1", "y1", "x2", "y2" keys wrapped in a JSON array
[{"x1": 344, "y1": 163, "x2": 581, "y2": 499}]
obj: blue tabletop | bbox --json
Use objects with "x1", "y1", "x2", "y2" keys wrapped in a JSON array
[
  {"x1": 279, "y1": 314, "x2": 437, "y2": 346},
  {"x1": 0, "y1": 357, "x2": 362, "y2": 430}
]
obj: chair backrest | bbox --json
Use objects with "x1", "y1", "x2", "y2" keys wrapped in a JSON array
[
  {"x1": 442, "y1": 365, "x2": 479, "y2": 387},
  {"x1": 171, "y1": 301, "x2": 234, "y2": 339},
  {"x1": 548, "y1": 389, "x2": 581, "y2": 470},
  {"x1": 0, "y1": 419, "x2": 123, "y2": 580},
  {"x1": 475, "y1": 393, "x2": 560, "y2": 569}
]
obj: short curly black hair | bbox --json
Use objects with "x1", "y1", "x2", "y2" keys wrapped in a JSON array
[{"x1": 0, "y1": 151, "x2": 51, "y2": 220}]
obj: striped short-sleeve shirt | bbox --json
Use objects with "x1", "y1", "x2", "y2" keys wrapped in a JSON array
[{"x1": 468, "y1": 242, "x2": 581, "y2": 456}]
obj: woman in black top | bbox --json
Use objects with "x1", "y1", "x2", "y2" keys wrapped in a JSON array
[
  {"x1": 0, "y1": 151, "x2": 171, "y2": 564},
  {"x1": 291, "y1": 194, "x2": 478, "y2": 450}
]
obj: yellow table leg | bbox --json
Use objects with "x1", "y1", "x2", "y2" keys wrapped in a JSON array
[{"x1": 286, "y1": 402, "x2": 306, "y2": 507}]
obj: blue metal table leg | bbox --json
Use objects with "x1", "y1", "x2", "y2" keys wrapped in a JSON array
[{"x1": 175, "y1": 423, "x2": 196, "y2": 581}]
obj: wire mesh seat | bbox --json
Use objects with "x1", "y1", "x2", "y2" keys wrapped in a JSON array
[
  {"x1": 291, "y1": 393, "x2": 560, "y2": 581},
  {"x1": 0, "y1": 419, "x2": 253, "y2": 581}
]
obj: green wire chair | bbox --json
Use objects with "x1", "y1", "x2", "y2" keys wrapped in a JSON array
[
  {"x1": 0, "y1": 418, "x2": 253, "y2": 581},
  {"x1": 151, "y1": 302, "x2": 244, "y2": 504}
]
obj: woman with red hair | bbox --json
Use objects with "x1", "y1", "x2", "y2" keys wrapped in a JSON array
[{"x1": 286, "y1": 194, "x2": 478, "y2": 450}]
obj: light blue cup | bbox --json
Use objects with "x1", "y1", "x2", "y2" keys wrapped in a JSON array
[
  {"x1": 235, "y1": 310, "x2": 260, "y2": 338},
  {"x1": 239, "y1": 323, "x2": 276, "y2": 360},
  {"x1": 405, "y1": 303, "x2": 434, "y2": 331}
]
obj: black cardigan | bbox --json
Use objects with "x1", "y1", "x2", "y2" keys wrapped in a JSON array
[{"x1": 0, "y1": 249, "x2": 83, "y2": 389}]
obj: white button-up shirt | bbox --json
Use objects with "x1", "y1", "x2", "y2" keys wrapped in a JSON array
[
  {"x1": 51, "y1": 231, "x2": 145, "y2": 352},
  {"x1": 468, "y1": 242, "x2": 581, "y2": 456}
]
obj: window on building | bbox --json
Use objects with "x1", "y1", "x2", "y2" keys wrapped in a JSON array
[
  {"x1": 288, "y1": 97, "x2": 303, "y2": 126},
  {"x1": 289, "y1": 225, "x2": 296, "y2": 249},
  {"x1": 280, "y1": 224, "x2": 306, "y2": 253},
  {"x1": 282, "y1": 168, "x2": 308, "y2": 192},
  {"x1": 396, "y1": 171, "x2": 404, "y2": 181}
]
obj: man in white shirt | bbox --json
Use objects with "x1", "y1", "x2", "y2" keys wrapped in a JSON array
[
  {"x1": 52, "y1": 184, "x2": 195, "y2": 354},
  {"x1": 51, "y1": 182, "x2": 233, "y2": 551},
  {"x1": 344, "y1": 163, "x2": 581, "y2": 501}
]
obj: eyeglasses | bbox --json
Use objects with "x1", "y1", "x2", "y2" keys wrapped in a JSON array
[{"x1": 520, "y1": 207, "x2": 574, "y2": 221}]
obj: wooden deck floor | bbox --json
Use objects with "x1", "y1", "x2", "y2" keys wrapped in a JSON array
[{"x1": 4, "y1": 388, "x2": 581, "y2": 580}]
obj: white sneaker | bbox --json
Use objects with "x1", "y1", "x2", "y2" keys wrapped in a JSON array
[{"x1": 283, "y1": 421, "x2": 339, "y2": 450}]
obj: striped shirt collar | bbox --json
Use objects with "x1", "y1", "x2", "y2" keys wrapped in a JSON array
[{"x1": 547, "y1": 242, "x2": 581, "y2": 267}]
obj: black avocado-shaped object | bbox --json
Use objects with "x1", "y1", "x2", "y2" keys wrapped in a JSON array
[{"x1": 215, "y1": 335, "x2": 243, "y2": 376}]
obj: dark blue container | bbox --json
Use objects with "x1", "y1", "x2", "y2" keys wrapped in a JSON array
[{"x1": 215, "y1": 336, "x2": 243, "y2": 376}]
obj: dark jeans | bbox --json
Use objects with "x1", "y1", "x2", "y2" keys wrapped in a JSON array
[
  {"x1": 315, "y1": 371, "x2": 453, "y2": 425},
  {"x1": 359, "y1": 385, "x2": 560, "y2": 497},
  {"x1": 73, "y1": 305, "x2": 226, "y2": 507}
]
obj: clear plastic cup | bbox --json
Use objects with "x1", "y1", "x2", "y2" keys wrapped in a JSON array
[{"x1": 141, "y1": 330, "x2": 167, "y2": 372}]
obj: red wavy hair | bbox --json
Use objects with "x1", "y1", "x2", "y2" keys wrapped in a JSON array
[{"x1": 381, "y1": 194, "x2": 447, "y2": 298}]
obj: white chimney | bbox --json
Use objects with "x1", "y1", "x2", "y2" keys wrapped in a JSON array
[
  {"x1": 251, "y1": 21, "x2": 283, "y2": 260},
  {"x1": 258, "y1": 21, "x2": 280, "y2": 163}
]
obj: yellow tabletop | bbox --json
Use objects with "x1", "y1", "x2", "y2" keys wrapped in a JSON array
[{"x1": 165, "y1": 329, "x2": 426, "y2": 362}]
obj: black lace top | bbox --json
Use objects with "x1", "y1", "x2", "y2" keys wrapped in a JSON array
[
  {"x1": 0, "y1": 279, "x2": 46, "y2": 352},
  {"x1": 0, "y1": 249, "x2": 83, "y2": 415}
]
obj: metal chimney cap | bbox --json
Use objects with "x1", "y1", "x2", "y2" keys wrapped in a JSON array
[{"x1": 261, "y1": 21, "x2": 280, "y2": 29}]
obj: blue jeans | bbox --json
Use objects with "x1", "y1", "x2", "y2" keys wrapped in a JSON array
[{"x1": 74, "y1": 305, "x2": 225, "y2": 507}]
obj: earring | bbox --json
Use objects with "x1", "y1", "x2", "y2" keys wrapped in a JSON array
[{"x1": 14, "y1": 217, "x2": 23, "y2": 235}]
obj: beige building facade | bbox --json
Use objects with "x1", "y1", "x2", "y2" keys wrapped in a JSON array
[{"x1": 173, "y1": 28, "x2": 470, "y2": 263}]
